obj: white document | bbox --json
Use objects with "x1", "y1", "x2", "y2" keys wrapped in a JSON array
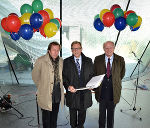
[{"x1": 76, "y1": 74, "x2": 105, "y2": 91}]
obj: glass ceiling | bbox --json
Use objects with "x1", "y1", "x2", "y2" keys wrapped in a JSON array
[{"x1": 0, "y1": 0, "x2": 150, "y2": 84}]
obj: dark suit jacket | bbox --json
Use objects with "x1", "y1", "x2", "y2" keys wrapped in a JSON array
[
  {"x1": 63, "y1": 53, "x2": 94, "y2": 109},
  {"x1": 94, "y1": 53, "x2": 125, "y2": 104}
]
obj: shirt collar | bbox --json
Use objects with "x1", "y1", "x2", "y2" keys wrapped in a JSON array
[
  {"x1": 74, "y1": 55, "x2": 81, "y2": 61},
  {"x1": 105, "y1": 54, "x2": 114, "y2": 61}
]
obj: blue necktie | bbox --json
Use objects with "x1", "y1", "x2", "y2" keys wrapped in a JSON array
[{"x1": 76, "y1": 59, "x2": 81, "y2": 76}]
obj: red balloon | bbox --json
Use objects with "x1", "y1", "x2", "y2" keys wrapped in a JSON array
[
  {"x1": 1, "y1": 17, "x2": 10, "y2": 32},
  {"x1": 6, "y1": 15, "x2": 21, "y2": 32},
  {"x1": 39, "y1": 26, "x2": 46, "y2": 38},
  {"x1": 8, "y1": 13, "x2": 18, "y2": 17},
  {"x1": 55, "y1": 18, "x2": 62, "y2": 28},
  {"x1": 124, "y1": 10, "x2": 135, "y2": 18},
  {"x1": 38, "y1": 10, "x2": 50, "y2": 28},
  {"x1": 102, "y1": 12, "x2": 115, "y2": 27},
  {"x1": 110, "y1": 4, "x2": 121, "y2": 12}
]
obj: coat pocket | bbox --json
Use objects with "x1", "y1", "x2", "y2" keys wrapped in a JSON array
[{"x1": 65, "y1": 91, "x2": 80, "y2": 109}]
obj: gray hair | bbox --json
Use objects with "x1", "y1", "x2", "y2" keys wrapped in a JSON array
[{"x1": 103, "y1": 41, "x2": 115, "y2": 49}]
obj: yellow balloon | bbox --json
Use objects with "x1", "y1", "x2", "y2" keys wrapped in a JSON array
[
  {"x1": 44, "y1": 22, "x2": 58, "y2": 38},
  {"x1": 133, "y1": 16, "x2": 142, "y2": 28},
  {"x1": 99, "y1": 9, "x2": 110, "y2": 21},
  {"x1": 20, "y1": 13, "x2": 32, "y2": 25},
  {"x1": 44, "y1": 8, "x2": 54, "y2": 20},
  {"x1": 19, "y1": 17, "x2": 22, "y2": 21},
  {"x1": 124, "y1": 11, "x2": 127, "y2": 15}
]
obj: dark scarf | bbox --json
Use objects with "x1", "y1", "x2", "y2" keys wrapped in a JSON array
[{"x1": 49, "y1": 54, "x2": 60, "y2": 85}]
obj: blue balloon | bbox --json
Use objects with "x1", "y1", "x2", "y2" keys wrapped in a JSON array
[
  {"x1": 10, "y1": 32, "x2": 20, "y2": 41},
  {"x1": 30, "y1": 13, "x2": 43, "y2": 29},
  {"x1": 114, "y1": 17, "x2": 126, "y2": 31},
  {"x1": 94, "y1": 18, "x2": 104, "y2": 31},
  {"x1": 130, "y1": 26, "x2": 140, "y2": 31},
  {"x1": 19, "y1": 24, "x2": 33, "y2": 40}
]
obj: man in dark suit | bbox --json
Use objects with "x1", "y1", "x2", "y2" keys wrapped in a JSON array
[
  {"x1": 63, "y1": 41, "x2": 94, "y2": 128},
  {"x1": 94, "y1": 41, "x2": 125, "y2": 128}
]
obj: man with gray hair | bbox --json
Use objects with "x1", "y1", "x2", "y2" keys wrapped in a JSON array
[{"x1": 94, "y1": 41, "x2": 125, "y2": 128}]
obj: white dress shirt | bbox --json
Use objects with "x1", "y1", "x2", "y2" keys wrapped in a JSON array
[{"x1": 105, "y1": 54, "x2": 114, "y2": 68}]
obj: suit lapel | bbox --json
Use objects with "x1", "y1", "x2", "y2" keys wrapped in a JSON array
[
  {"x1": 44, "y1": 53, "x2": 53, "y2": 68},
  {"x1": 80, "y1": 55, "x2": 85, "y2": 76},
  {"x1": 112, "y1": 54, "x2": 117, "y2": 74},
  {"x1": 101, "y1": 54, "x2": 106, "y2": 73},
  {"x1": 70, "y1": 56, "x2": 79, "y2": 76}
]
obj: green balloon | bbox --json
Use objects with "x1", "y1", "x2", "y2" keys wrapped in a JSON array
[
  {"x1": 113, "y1": 8, "x2": 124, "y2": 19},
  {"x1": 20, "y1": 4, "x2": 33, "y2": 15},
  {"x1": 32, "y1": 0, "x2": 43, "y2": 13},
  {"x1": 94, "y1": 14, "x2": 100, "y2": 21},
  {"x1": 50, "y1": 19, "x2": 60, "y2": 29},
  {"x1": 126, "y1": 13, "x2": 138, "y2": 26}
]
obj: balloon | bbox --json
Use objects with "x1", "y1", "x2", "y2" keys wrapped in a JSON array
[
  {"x1": 39, "y1": 26, "x2": 46, "y2": 38},
  {"x1": 20, "y1": 4, "x2": 33, "y2": 15},
  {"x1": 32, "y1": 0, "x2": 43, "y2": 13},
  {"x1": 6, "y1": 15, "x2": 21, "y2": 32},
  {"x1": 19, "y1": 24, "x2": 33, "y2": 40},
  {"x1": 102, "y1": 12, "x2": 115, "y2": 27},
  {"x1": 44, "y1": 22, "x2": 58, "y2": 38},
  {"x1": 110, "y1": 4, "x2": 121, "y2": 12},
  {"x1": 124, "y1": 10, "x2": 135, "y2": 18},
  {"x1": 38, "y1": 10, "x2": 50, "y2": 28},
  {"x1": 99, "y1": 9, "x2": 110, "y2": 21},
  {"x1": 8, "y1": 13, "x2": 18, "y2": 17},
  {"x1": 30, "y1": 13, "x2": 43, "y2": 29},
  {"x1": 50, "y1": 19, "x2": 60, "y2": 29},
  {"x1": 94, "y1": 14, "x2": 100, "y2": 20},
  {"x1": 114, "y1": 17, "x2": 126, "y2": 31},
  {"x1": 1, "y1": 17, "x2": 10, "y2": 32},
  {"x1": 93, "y1": 18, "x2": 104, "y2": 31},
  {"x1": 55, "y1": 18, "x2": 62, "y2": 28},
  {"x1": 20, "y1": 13, "x2": 32, "y2": 25},
  {"x1": 113, "y1": 8, "x2": 124, "y2": 19},
  {"x1": 130, "y1": 26, "x2": 140, "y2": 31},
  {"x1": 133, "y1": 16, "x2": 142, "y2": 28},
  {"x1": 44, "y1": 8, "x2": 54, "y2": 19},
  {"x1": 10, "y1": 32, "x2": 20, "y2": 41},
  {"x1": 126, "y1": 13, "x2": 138, "y2": 26}
]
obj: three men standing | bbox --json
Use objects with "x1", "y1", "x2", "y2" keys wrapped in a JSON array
[{"x1": 32, "y1": 40, "x2": 125, "y2": 128}]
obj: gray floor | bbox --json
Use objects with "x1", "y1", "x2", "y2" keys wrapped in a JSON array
[{"x1": 0, "y1": 76, "x2": 150, "y2": 128}]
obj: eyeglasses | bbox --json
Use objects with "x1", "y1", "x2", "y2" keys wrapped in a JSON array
[{"x1": 71, "y1": 48, "x2": 82, "y2": 51}]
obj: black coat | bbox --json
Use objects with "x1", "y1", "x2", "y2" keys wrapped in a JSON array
[{"x1": 63, "y1": 53, "x2": 94, "y2": 109}]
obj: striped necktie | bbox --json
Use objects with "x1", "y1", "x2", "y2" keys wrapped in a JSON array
[{"x1": 76, "y1": 59, "x2": 80, "y2": 76}]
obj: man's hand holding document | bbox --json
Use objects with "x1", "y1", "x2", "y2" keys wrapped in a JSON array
[{"x1": 75, "y1": 74, "x2": 105, "y2": 91}]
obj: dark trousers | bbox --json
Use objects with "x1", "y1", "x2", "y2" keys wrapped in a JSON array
[
  {"x1": 69, "y1": 108, "x2": 86, "y2": 128},
  {"x1": 99, "y1": 100, "x2": 116, "y2": 128},
  {"x1": 42, "y1": 103, "x2": 60, "y2": 128}
]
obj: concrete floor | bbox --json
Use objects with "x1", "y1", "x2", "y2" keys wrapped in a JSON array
[{"x1": 0, "y1": 73, "x2": 150, "y2": 128}]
